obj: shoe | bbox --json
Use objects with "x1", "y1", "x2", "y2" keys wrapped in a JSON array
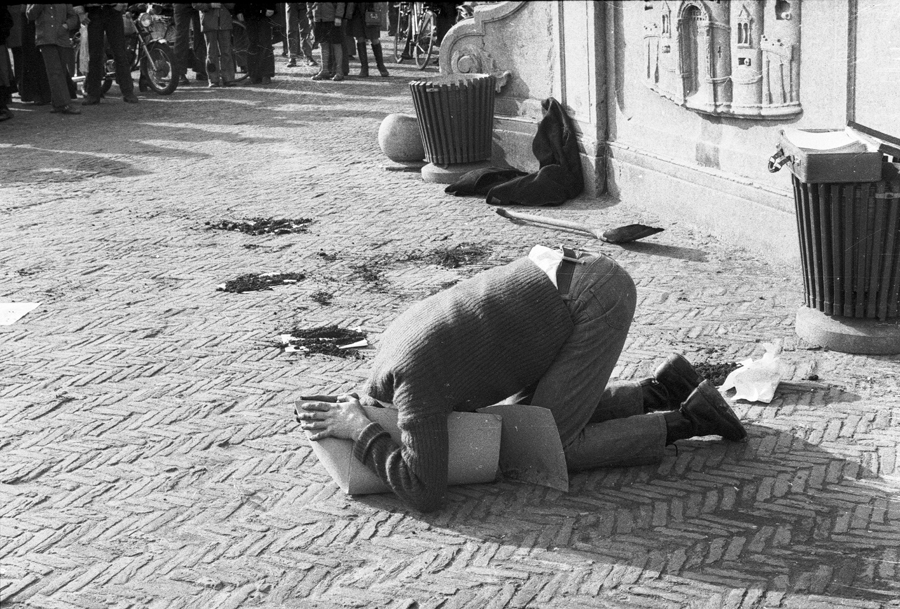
[
  {"x1": 51, "y1": 104, "x2": 81, "y2": 115},
  {"x1": 33, "y1": 99, "x2": 50, "y2": 106},
  {"x1": 655, "y1": 354, "x2": 702, "y2": 406},
  {"x1": 287, "y1": 58, "x2": 297, "y2": 68},
  {"x1": 82, "y1": 95, "x2": 100, "y2": 105},
  {"x1": 378, "y1": 66, "x2": 390, "y2": 77},
  {"x1": 0, "y1": 109, "x2": 13, "y2": 121},
  {"x1": 261, "y1": 77, "x2": 272, "y2": 85},
  {"x1": 331, "y1": 73, "x2": 344, "y2": 81},
  {"x1": 122, "y1": 93, "x2": 139, "y2": 103},
  {"x1": 311, "y1": 72, "x2": 332, "y2": 80},
  {"x1": 306, "y1": 58, "x2": 318, "y2": 67},
  {"x1": 680, "y1": 381, "x2": 747, "y2": 442},
  {"x1": 208, "y1": 81, "x2": 221, "y2": 88},
  {"x1": 196, "y1": 74, "x2": 208, "y2": 82},
  {"x1": 179, "y1": 75, "x2": 190, "y2": 86}
]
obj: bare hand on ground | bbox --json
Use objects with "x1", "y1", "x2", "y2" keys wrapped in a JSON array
[{"x1": 296, "y1": 394, "x2": 370, "y2": 442}]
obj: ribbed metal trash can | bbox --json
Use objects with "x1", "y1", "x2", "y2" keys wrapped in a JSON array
[
  {"x1": 409, "y1": 74, "x2": 496, "y2": 166},
  {"x1": 791, "y1": 163, "x2": 900, "y2": 321}
]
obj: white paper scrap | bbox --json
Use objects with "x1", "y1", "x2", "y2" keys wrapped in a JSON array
[
  {"x1": 338, "y1": 339, "x2": 368, "y2": 350},
  {"x1": 0, "y1": 303, "x2": 41, "y2": 326}
]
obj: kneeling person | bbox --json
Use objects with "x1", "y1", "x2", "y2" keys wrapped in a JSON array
[{"x1": 297, "y1": 246, "x2": 746, "y2": 512}]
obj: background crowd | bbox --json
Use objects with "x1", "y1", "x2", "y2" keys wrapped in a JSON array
[{"x1": 0, "y1": 2, "x2": 465, "y2": 121}]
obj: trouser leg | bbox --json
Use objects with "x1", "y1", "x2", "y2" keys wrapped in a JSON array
[
  {"x1": 332, "y1": 42, "x2": 343, "y2": 76},
  {"x1": 299, "y1": 14, "x2": 314, "y2": 60},
  {"x1": 219, "y1": 30, "x2": 234, "y2": 82},
  {"x1": 259, "y1": 19, "x2": 275, "y2": 77},
  {"x1": 356, "y1": 39, "x2": 368, "y2": 75},
  {"x1": 191, "y1": 11, "x2": 207, "y2": 77},
  {"x1": 173, "y1": 3, "x2": 191, "y2": 77},
  {"x1": 103, "y1": 7, "x2": 134, "y2": 96},
  {"x1": 38, "y1": 45, "x2": 70, "y2": 109},
  {"x1": 528, "y1": 253, "x2": 666, "y2": 470},
  {"x1": 286, "y1": 3, "x2": 300, "y2": 58},
  {"x1": 204, "y1": 31, "x2": 218, "y2": 83},
  {"x1": 84, "y1": 13, "x2": 106, "y2": 98},
  {"x1": 246, "y1": 19, "x2": 260, "y2": 80}
]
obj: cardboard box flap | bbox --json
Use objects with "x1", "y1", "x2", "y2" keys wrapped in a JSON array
[
  {"x1": 307, "y1": 406, "x2": 502, "y2": 495},
  {"x1": 478, "y1": 404, "x2": 568, "y2": 492}
]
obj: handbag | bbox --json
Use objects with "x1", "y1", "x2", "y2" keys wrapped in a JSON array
[{"x1": 364, "y1": 9, "x2": 381, "y2": 26}]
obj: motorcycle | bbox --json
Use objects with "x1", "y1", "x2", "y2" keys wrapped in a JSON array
[{"x1": 73, "y1": 5, "x2": 178, "y2": 96}]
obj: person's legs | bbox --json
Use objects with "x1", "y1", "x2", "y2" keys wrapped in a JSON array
[
  {"x1": 311, "y1": 21, "x2": 331, "y2": 78},
  {"x1": 84, "y1": 12, "x2": 105, "y2": 100},
  {"x1": 528, "y1": 253, "x2": 668, "y2": 469},
  {"x1": 299, "y1": 12, "x2": 315, "y2": 63},
  {"x1": 245, "y1": 18, "x2": 261, "y2": 82},
  {"x1": 102, "y1": 6, "x2": 135, "y2": 98},
  {"x1": 370, "y1": 35, "x2": 388, "y2": 77},
  {"x1": 173, "y1": 3, "x2": 192, "y2": 79},
  {"x1": 191, "y1": 9, "x2": 207, "y2": 79},
  {"x1": 356, "y1": 37, "x2": 368, "y2": 76},
  {"x1": 285, "y1": 3, "x2": 300, "y2": 65},
  {"x1": 218, "y1": 30, "x2": 234, "y2": 84},
  {"x1": 259, "y1": 19, "x2": 275, "y2": 79},
  {"x1": 38, "y1": 45, "x2": 72, "y2": 110},
  {"x1": 331, "y1": 42, "x2": 344, "y2": 80},
  {"x1": 203, "y1": 30, "x2": 219, "y2": 85}
]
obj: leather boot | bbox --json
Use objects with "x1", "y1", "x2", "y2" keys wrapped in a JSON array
[
  {"x1": 640, "y1": 378, "x2": 679, "y2": 412},
  {"x1": 665, "y1": 381, "x2": 747, "y2": 444},
  {"x1": 332, "y1": 44, "x2": 345, "y2": 80},
  {"x1": 312, "y1": 43, "x2": 333, "y2": 79},
  {"x1": 372, "y1": 43, "x2": 389, "y2": 77},
  {"x1": 655, "y1": 354, "x2": 702, "y2": 407},
  {"x1": 357, "y1": 41, "x2": 369, "y2": 77}
]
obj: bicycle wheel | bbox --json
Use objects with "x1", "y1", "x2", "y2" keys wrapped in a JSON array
[
  {"x1": 393, "y1": 11, "x2": 410, "y2": 63},
  {"x1": 231, "y1": 20, "x2": 250, "y2": 82},
  {"x1": 414, "y1": 11, "x2": 435, "y2": 69}
]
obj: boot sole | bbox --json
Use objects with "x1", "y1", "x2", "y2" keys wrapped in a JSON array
[{"x1": 696, "y1": 381, "x2": 747, "y2": 442}]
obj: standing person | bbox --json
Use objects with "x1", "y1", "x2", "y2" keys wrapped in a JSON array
[
  {"x1": 348, "y1": 2, "x2": 387, "y2": 77},
  {"x1": 173, "y1": 3, "x2": 207, "y2": 85},
  {"x1": 308, "y1": 2, "x2": 344, "y2": 81},
  {"x1": 25, "y1": 4, "x2": 80, "y2": 114},
  {"x1": 192, "y1": 3, "x2": 235, "y2": 87},
  {"x1": 74, "y1": 3, "x2": 139, "y2": 104},
  {"x1": 19, "y1": 6, "x2": 52, "y2": 105},
  {"x1": 297, "y1": 246, "x2": 747, "y2": 512},
  {"x1": 235, "y1": 3, "x2": 276, "y2": 85},
  {"x1": 0, "y1": 7, "x2": 13, "y2": 120},
  {"x1": 284, "y1": 2, "x2": 314, "y2": 67}
]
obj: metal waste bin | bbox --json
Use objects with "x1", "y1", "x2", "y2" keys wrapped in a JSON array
[
  {"x1": 409, "y1": 73, "x2": 496, "y2": 165},
  {"x1": 771, "y1": 131, "x2": 900, "y2": 321}
]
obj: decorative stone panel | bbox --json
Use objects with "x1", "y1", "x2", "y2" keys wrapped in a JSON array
[{"x1": 643, "y1": 0, "x2": 802, "y2": 119}]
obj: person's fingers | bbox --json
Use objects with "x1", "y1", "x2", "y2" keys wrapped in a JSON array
[{"x1": 298, "y1": 401, "x2": 331, "y2": 412}]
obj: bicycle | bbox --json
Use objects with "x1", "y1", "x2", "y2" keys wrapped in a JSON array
[{"x1": 393, "y1": 2, "x2": 437, "y2": 69}]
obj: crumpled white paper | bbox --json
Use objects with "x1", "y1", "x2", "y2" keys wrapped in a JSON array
[{"x1": 721, "y1": 343, "x2": 783, "y2": 403}]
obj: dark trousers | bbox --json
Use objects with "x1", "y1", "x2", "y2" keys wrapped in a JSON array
[
  {"x1": 85, "y1": 6, "x2": 134, "y2": 98},
  {"x1": 20, "y1": 18, "x2": 52, "y2": 104},
  {"x1": 245, "y1": 18, "x2": 275, "y2": 81},
  {"x1": 285, "y1": 3, "x2": 313, "y2": 61},
  {"x1": 173, "y1": 3, "x2": 206, "y2": 78},
  {"x1": 38, "y1": 45, "x2": 73, "y2": 109}
]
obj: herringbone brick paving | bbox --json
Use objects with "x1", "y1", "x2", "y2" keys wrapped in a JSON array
[{"x1": 1, "y1": 50, "x2": 899, "y2": 609}]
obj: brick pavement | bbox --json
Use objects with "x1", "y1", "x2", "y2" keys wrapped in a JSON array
[{"x1": 1, "y1": 49, "x2": 899, "y2": 609}]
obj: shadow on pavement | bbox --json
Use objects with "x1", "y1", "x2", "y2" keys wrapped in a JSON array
[{"x1": 360, "y1": 417, "x2": 897, "y2": 603}]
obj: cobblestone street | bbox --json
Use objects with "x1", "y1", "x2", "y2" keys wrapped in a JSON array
[{"x1": 2, "y1": 50, "x2": 899, "y2": 609}]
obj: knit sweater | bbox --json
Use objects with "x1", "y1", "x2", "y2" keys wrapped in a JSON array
[{"x1": 354, "y1": 257, "x2": 574, "y2": 512}]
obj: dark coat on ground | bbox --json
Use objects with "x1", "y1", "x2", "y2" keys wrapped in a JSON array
[{"x1": 445, "y1": 97, "x2": 584, "y2": 207}]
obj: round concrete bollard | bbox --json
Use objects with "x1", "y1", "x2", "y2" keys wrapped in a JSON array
[{"x1": 378, "y1": 113, "x2": 425, "y2": 163}]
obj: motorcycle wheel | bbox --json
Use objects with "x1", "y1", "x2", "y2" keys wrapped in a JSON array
[{"x1": 140, "y1": 42, "x2": 178, "y2": 95}]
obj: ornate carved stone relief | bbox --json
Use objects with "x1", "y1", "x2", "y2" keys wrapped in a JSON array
[{"x1": 643, "y1": 0, "x2": 802, "y2": 119}]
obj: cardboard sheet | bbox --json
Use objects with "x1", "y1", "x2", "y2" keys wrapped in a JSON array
[
  {"x1": 307, "y1": 406, "x2": 502, "y2": 495},
  {"x1": 0, "y1": 303, "x2": 40, "y2": 326},
  {"x1": 478, "y1": 404, "x2": 569, "y2": 492}
]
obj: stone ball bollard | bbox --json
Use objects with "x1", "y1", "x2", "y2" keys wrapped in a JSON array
[{"x1": 378, "y1": 113, "x2": 425, "y2": 163}]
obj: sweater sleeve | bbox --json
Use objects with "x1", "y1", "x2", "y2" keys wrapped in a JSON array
[{"x1": 353, "y1": 412, "x2": 448, "y2": 512}]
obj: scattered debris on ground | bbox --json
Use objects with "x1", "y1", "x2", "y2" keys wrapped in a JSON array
[
  {"x1": 317, "y1": 251, "x2": 338, "y2": 262},
  {"x1": 694, "y1": 361, "x2": 741, "y2": 386},
  {"x1": 349, "y1": 262, "x2": 385, "y2": 289},
  {"x1": 397, "y1": 243, "x2": 491, "y2": 269},
  {"x1": 278, "y1": 325, "x2": 367, "y2": 358},
  {"x1": 310, "y1": 290, "x2": 333, "y2": 305},
  {"x1": 217, "y1": 272, "x2": 306, "y2": 293},
  {"x1": 206, "y1": 217, "x2": 313, "y2": 235}
]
